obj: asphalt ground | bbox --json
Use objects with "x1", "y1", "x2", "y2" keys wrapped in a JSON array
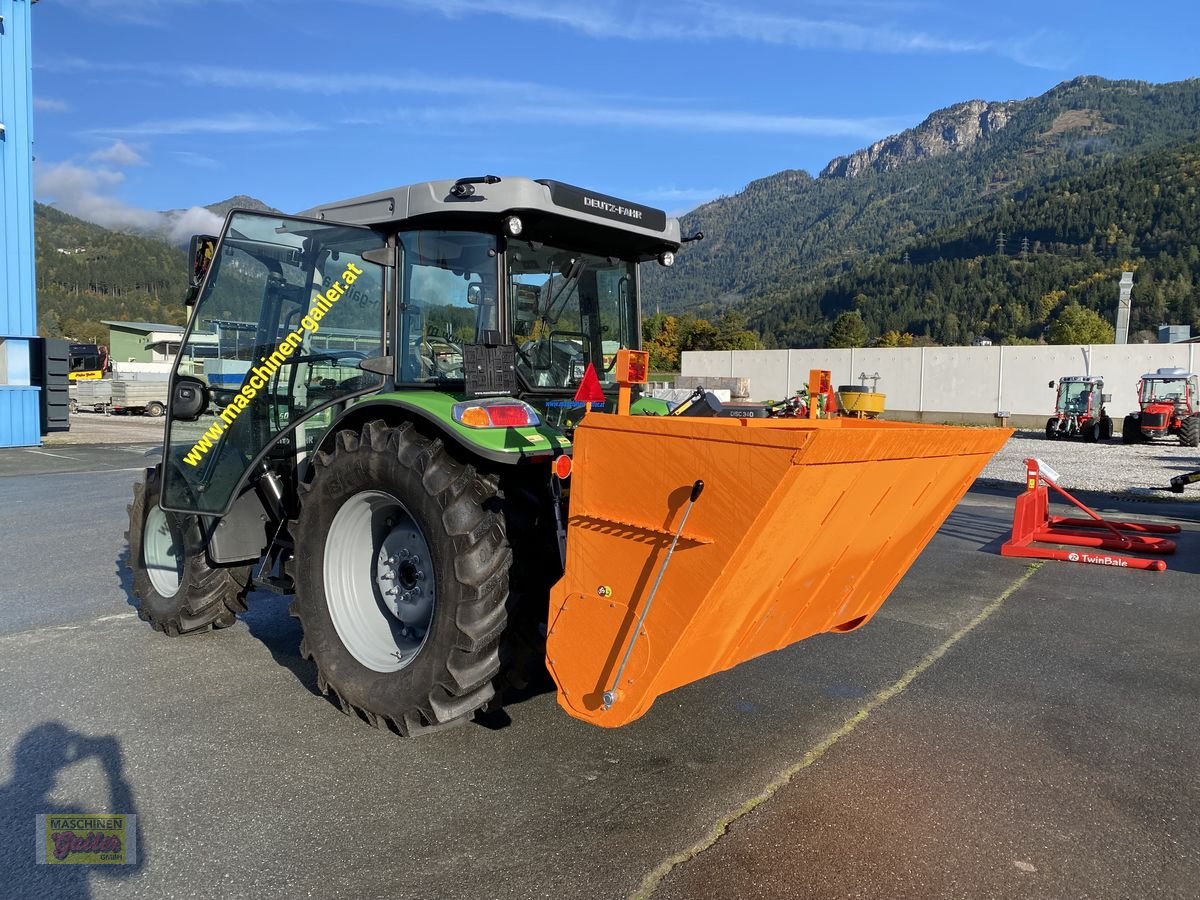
[{"x1": 0, "y1": 444, "x2": 1196, "y2": 900}]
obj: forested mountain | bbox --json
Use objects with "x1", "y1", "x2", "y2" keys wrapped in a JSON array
[
  {"x1": 753, "y1": 137, "x2": 1200, "y2": 347},
  {"x1": 35, "y1": 203, "x2": 189, "y2": 343},
  {"x1": 35, "y1": 196, "x2": 276, "y2": 343},
  {"x1": 644, "y1": 76, "x2": 1200, "y2": 346}
]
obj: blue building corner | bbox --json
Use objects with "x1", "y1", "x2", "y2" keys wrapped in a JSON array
[{"x1": 1, "y1": 0, "x2": 41, "y2": 447}]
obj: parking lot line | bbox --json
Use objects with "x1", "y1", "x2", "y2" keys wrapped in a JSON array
[
  {"x1": 21, "y1": 449, "x2": 79, "y2": 460},
  {"x1": 632, "y1": 561, "x2": 1044, "y2": 900}
]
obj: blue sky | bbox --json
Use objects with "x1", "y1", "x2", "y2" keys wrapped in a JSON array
[{"x1": 28, "y1": 0, "x2": 1200, "y2": 236}]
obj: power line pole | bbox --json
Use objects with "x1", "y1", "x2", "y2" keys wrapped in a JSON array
[{"x1": 996, "y1": 231, "x2": 1007, "y2": 255}]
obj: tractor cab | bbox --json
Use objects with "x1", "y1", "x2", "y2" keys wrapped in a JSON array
[
  {"x1": 160, "y1": 177, "x2": 681, "y2": 516},
  {"x1": 1046, "y1": 375, "x2": 1111, "y2": 441},
  {"x1": 1138, "y1": 369, "x2": 1196, "y2": 409},
  {"x1": 1125, "y1": 368, "x2": 1200, "y2": 446}
]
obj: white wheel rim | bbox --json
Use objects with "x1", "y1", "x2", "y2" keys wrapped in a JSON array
[
  {"x1": 144, "y1": 505, "x2": 183, "y2": 598},
  {"x1": 323, "y1": 490, "x2": 436, "y2": 673}
]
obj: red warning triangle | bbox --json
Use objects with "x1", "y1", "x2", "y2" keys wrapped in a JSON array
[{"x1": 573, "y1": 363, "x2": 606, "y2": 404}]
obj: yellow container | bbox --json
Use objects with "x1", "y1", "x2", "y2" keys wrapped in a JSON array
[
  {"x1": 837, "y1": 389, "x2": 887, "y2": 418},
  {"x1": 546, "y1": 413, "x2": 1010, "y2": 727}
]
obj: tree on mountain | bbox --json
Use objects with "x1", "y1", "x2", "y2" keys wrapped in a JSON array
[
  {"x1": 826, "y1": 311, "x2": 869, "y2": 348},
  {"x1": 877, "y1": 330, "x2": 915, "y2": 347},
  {"x1": 712, "y1": 309, "x2": 761, "y2": 351},
  {"x1": 1047, "y1": 303, "x2": 1115, "y2": 344}
]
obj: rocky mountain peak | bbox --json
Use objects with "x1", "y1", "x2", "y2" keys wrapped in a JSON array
[{"x1": 820, "y1": 98, "x2": 1020, "y2": 180}]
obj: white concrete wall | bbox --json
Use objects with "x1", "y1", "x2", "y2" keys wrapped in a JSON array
[{"x1": 682, "y1": 344, "x2": 1198, "y2": 417}]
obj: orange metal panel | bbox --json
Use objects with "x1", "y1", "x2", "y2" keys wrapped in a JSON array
[{"x1": 545, "y1": 413, "x2": 1011, "y2": 727}]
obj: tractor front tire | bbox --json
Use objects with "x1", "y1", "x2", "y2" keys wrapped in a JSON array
[
  {"x1": 1083, "y1": 420, "x2": 1101, "y2": 443},
  {"x1": 126, "y1": 467, "x2": 250, "y2": 635},
  {"x1": 1122, "y1": 415, "x2": 1141, "y2": 444},
  {"x1": 1100, "y1": 416, "x2": 1113, "y2": 441},
  {"x1": 1045, "y1": 418, "x2": 1058, "y2": 440},
  {"x1": 1181, "y1": 415, "x2": 1200, "y2": 448},
  {"x1": 291, "y1": 421, "x2": 510, "y2": 736}
]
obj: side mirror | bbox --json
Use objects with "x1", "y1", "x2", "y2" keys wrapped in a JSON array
[
  {"x1": 172, "y1": 375, "x2": 209, "y2": 421},
  {"x1": 185, "y1": 234, "x2": 218, "y2": 306},
  {"x1": 467, "y1": 281, "x2": 485, "y2": 306},
  {"x1": 1048, "y1": 380, "x2": 1056, "y2": 389},
  {"x1": 1102, "y1": 393, "x2": 1112, "y2": 403}
]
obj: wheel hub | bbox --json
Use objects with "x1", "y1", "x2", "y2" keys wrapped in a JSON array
[{"x1": 375, "y1": 528, "x2": 434, "y2": 631}]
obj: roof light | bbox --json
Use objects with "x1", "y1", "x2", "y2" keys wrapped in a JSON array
[
  {"x1": 503, "y1": 216, "x2": 523, "y2": 237},
  {"x1": 658, "y1": 250, "x2": 675, "y2": 267},
  {"x1": 452, "y1": 398, "x2": 541, "y2": 429}
]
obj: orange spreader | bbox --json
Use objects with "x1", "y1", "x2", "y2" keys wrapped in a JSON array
[{"x1": 545, "y1": 414, "x2": 1012, "y2": 727}]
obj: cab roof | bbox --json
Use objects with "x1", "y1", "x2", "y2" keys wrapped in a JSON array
[{"x1": 297, "y1": 176, "x2": 681, "y2": 253}]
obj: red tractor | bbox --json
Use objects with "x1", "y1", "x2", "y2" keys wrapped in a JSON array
[
  {"x1": 1122, "y1": 368, "x2": 1200, "y2": 446},
  {"x1": 1046, "y1": 375, "x2": 1112, "y2": 441}
]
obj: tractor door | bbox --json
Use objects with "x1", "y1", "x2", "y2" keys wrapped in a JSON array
[{"x1": 161, "y1": 212, "x2": 388, "y2": 516}]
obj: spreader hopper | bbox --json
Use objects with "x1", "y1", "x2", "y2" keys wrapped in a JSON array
[{"x1": 546, "y1": 414, "x2": 1011, "y2": 726}]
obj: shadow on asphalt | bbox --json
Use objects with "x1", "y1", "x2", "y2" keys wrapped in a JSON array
[
  {"x1": 0, "y1": 723, "x2": 146, "y2": 898},
  {"x1": 115, "y1": 531, "x2": 557, "y2": 734},
  {"x1": 240, "y1": 591, "x2": 324, "y2": 699},
  {"x1": 937, "y1": 508, "x2": 1009, "y2": 553}
]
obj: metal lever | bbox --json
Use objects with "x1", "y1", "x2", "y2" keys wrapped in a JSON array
[{"x1": 603, "y1": 479, "x2": 705, "y2": 710}]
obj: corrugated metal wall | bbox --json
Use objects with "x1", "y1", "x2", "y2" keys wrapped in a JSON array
[{"x1": 0, "y1": 0, "x2": 40, "y2": 446}]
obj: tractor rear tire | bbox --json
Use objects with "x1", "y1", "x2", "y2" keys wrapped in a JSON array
[
  {"x1": 291, "y1": 420, "x2": 510, "y2": 736},
  {"x1": 1045, "y1": 418, "x2": 1058, "y2": 440},
  {"x1": 1100, "y1": 416, "x2": 1113, "y2": 441},
  {"x1": 1122, "y1": 415, "x2": 1141, "y2": 444},
  {"x1": 1181, "y1": 415, "x2": 1200, "y2": 448},
  {"x1": 126, "y1": 467, "x2": 250, "y2": 635}
]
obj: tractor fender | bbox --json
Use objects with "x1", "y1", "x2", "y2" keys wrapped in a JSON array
[
  {"x1": 313, "y1": 396, "x2": 570, "y2": 468},
  {"x1": 205, "y1": 485, "x2": 272, "y2": 566}
]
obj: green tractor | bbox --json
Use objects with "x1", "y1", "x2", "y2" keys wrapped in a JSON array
[
  {"x1": 127, "y1": 175, "x2": 1011, "y2": 735},
  {"x1": 128, "y1": 176, "x2": 681, "y2": 735}
]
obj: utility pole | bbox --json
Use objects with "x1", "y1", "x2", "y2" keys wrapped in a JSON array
[
  {"x1": 1020, "y1": 236, "x2": 1030, "y2": 258},
  {"x1": 996, "y1": 231, "x2": 1007, "y2": 255}
]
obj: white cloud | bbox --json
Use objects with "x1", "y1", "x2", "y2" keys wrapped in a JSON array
[
  {"x1": 163, "y1": 207, "x2": 225, "y2": 244},
  {"x1": 88, "y1": 112, "x2": 322, "y2": 137},
  {"x1": 34, "y1": 97, "x2": 71, "y2": 112},
  {"x1": 90, "y1": 140, "x2": 146, "y2": 166},
  {"x1": 367, "y1": 103, "x2": 903, "y2": 139},
  {"x1": 35, "y1": 161, "x2": 161, "y2": 231},
  {"x1": 34, "y1": 159, "x2": 222, "y2": 244},
  {"x1": 637, "y1": 185, "x2": 733, "y2": 216},
  {"x1": 172, "y1": 151, "x2": 222, "y2": 169},
  {"x1": 383, "y1": 0, "x2": 1003, "y2": 57}
]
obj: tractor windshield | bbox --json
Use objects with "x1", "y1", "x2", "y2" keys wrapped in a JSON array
[
  {"x1": 1056, "y1": 381, "x2": 1097, "y2": 415},
  {"x1": 507, "y1": 241, "x2": 638, "y2": 391},
  {"x1": 1142, "y1": 377, "x2": 1194, "y2": 405}
]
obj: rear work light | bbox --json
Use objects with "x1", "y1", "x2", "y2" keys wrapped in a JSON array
[
  {"x1": 615, "y1": 349, "x2": 649, "y2": 385},
  {"x1": 452, "y1": 398, "x2": 542, "y2": 429}
]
